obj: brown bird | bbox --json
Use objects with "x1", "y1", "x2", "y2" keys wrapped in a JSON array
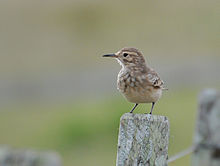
[{"x1": 102, "y1": 47, "x2": 167, "y2": 114}]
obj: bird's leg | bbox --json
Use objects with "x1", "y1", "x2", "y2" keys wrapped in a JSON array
[
  {"x1": 149, "y1": 102, "x2": 155, "y2": 114},
  {"x1": 129, "y1": 103, "x2": 138, "y2": 113}
]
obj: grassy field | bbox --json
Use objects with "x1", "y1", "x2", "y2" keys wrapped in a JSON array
[{"x1": 0, "y1": 88, "x2": 200, "y2": 166}]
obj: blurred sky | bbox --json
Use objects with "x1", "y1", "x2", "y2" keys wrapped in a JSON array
[{"x1": 0, "y1": 0, "x2": 219, "y2": 107}]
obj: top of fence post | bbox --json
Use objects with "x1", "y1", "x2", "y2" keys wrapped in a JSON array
[{"x1": 116, "y1": 113, "x2": 169, "y2": 166}]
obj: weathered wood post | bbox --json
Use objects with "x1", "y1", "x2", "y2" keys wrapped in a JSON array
[
  {"x1": 192, "y1": 89, "x2": 220, "y2": 166},
  {"x1": 116, "y1": 113, "x2": 169, "y2": 166},
  {"x1": 0, "y1": 146, "x2": 61, "y2": 166}
]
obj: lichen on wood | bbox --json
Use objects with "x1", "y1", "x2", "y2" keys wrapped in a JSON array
[{"x1": 116, "y1": 113, "x2": 169, "y2": 166}]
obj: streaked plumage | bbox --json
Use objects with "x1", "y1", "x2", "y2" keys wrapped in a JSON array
[{"x1": 103, "y1": 47, "x2": 167, "y2": 114}]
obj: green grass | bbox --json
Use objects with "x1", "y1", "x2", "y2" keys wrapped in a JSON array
[{"x1": 0, "y1": 89, "x2": 198, "y2": 166}]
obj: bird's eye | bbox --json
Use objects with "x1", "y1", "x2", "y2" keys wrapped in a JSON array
[{"x1": 123, "y1": 53, "x2": 128, "y2": 57}]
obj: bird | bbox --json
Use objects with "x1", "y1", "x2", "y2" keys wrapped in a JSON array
[{"x1": 102, "y1": 47, "x2": 167, "y2": 114}]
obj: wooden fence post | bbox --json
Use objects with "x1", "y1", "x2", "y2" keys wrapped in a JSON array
[
  {"x1": 0, "y1": 146, "x2": 61, "y2": 166},
  {"x1": 116, "y1": 113, "x2": 169, "y2": 166},
  {"x1": 192, "y1": 89, "x2": 220, "y2": 166}
]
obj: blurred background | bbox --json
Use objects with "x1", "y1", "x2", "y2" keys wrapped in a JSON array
[{"x1": 0, "y1": 0, "x2": 219, "y2": 165}]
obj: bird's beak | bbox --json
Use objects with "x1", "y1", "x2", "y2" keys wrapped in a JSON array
[{"x1": 102, "y1": 54, "x2": 117, "y2": 58}]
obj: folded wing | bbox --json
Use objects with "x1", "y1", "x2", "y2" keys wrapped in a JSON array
[{"x1": 146, "y1": 69, "x2": 164, "y2": 88}]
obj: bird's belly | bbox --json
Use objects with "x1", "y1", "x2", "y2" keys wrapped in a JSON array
[{"x1": 122, "y1": 87, "x2": 162, "y2": 103}]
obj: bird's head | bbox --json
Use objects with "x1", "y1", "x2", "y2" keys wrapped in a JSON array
[{"x1": 103, "y1": 47, "x2": 146, "y2": 69}]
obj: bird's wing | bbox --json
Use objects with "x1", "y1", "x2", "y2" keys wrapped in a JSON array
[{"x1": 146, "y1": 69, "x2": 165, "y2": 88}]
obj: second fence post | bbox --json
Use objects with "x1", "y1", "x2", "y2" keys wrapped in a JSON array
[
  {"x1": 116, "y1": 113, "x2": 169, "y2": 166},
  {"x1": 192, "y1": 89, "x2": 220, "y2": 166}
]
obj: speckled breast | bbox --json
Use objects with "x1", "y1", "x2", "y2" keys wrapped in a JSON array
[{"x1": 117, "y1": 71, "x2": 162, "y2": 103}]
